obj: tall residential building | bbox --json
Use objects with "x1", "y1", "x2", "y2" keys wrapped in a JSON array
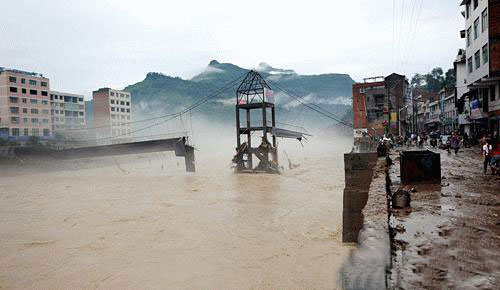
[
  {"x1": 454, "y1": 49, "x2": 473, "y2": 134},
  {"x1": 460, "y1": 0, "x2": 500, "y2": 137},
  {"x1": 352, "y1": 74, "x2": 410, "y2": 137},
  {"x1": 0, "y1": 67, "x2": 52, "y2": 139},
  {"x1": 92, "y1": 88, "x2": 132, "y2": 139},
  {"x1": 50, "y1": 91, "x2": 86, "y2": 133}
]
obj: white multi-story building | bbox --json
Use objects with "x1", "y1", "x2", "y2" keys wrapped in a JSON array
[
  {"x1": 460, "y1": 0, "x2": 499, "y2": 137},
  {"x1": 442, "y1": 91, "x2": 458, "y2": 134},
  {"x1": 50, "y1": 91, "x2": 86, "y2": 134},
  {"x1": 92, "y1": 88, "x2": 132, "y2": 139},
  {"x1": 454, "y1": 49, "x2": 473, "y2": 135}
]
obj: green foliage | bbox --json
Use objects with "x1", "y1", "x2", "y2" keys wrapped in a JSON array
[
  {"x1": 124, "y1": 60, "x2": 355, "y2": 122},
  {"x1": 411, "y1": 67, "x2": 456, "y2": 92}
]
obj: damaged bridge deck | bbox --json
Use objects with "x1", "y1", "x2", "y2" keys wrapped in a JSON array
[{"x1": 9, "y1": 137, "x2": 196, "y2": 172}]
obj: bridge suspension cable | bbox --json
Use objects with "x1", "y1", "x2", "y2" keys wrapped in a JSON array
[
  {"x1": 267, "y1": 80, "x2": 353, "y2": 128},
  {"x1": 72, "y1": 72, "x2": 248, "y2": 143}
]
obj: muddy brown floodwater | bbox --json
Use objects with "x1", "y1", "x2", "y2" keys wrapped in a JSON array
[{"x1": 0, "y1": 132, "x2": 353, "y2": 289}]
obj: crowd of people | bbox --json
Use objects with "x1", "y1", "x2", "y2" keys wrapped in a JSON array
[{"x1": 393, "y1": 130, "x2": 500, "y2": 175}]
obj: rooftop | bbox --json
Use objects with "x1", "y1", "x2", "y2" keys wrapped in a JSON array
[{"x1": 0, "y1": 67, "x2": 45, "y2": 78}]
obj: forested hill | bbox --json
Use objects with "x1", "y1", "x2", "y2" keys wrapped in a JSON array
[{"x1": 123, "y1": 60, "x2": 354, "y2": 124}]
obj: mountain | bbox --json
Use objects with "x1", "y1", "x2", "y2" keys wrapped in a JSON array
[{"x1": 124, "y1": 60, "x2": 354, "y2": 125}]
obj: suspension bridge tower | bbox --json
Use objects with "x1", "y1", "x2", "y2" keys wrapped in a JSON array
[{"x1": 233, "y1": 70, "x2": 278, "y2": 173}]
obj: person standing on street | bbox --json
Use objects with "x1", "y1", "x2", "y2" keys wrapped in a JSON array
[
  {"x1": 451, "y1": 132, "x2": 461, "y2": 155},
  {"x1": 482, "y1": 140, "x2": 493, "y2": 174}
]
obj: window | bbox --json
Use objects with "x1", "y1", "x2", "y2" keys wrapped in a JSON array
[
  {"x1": 43, "y1": 129, "x2": 50, "y2": 137},
  {"x1": 475, "y1": 50, "x2": 480, "y2": 69},
  {"x1": 482, "y1": 8, "x2": 488, "y2": 32},
  {"x1": 22, "y1": 98, "x2": 27, "y2": 103},
  {"x1": 120, "y1": 108, "x2": 125, "y2": 112},
  {"x1": 43, "y1": 119, "x2": 49, "y2": 124},
  {"x1": 31, "y1": 118, "x2": 39, "y2": 123},
  {"x1": 10, "y1": 107, "x2": 19, "y2": 114},
  {"x1": 468, "y1": 57, "x2": 473, "y2": 73},
  {"x1": 41, "y1": 91, "x2": 48, "y2": 96},
  {"x1": 11, "y1": 117, "x2": 19, "y2": 124},
  {"x1": 120, "y1": 93, "x2": 124, "y2": 98},
  {"x1": 9, "y1": 96, "x2": 18, "y2": 103},
  {"x1": 473, "y1": 0, "x2": 478, "y2": 10},
  {"x1": 111, "y1": 100, "x2": 115, "y2": 104},
  {"x1": 474, "y1": 17, "x2": 479, "y2": 39},
  {"x1": 79, "y1": 112, "x2": 84, "y2": 116},
  {"x1": 9, "y1": 76, "x2": 16, "y2": 83},
  {"x1": 30, "y1": 89, "x2": 37, "y2": 95},
  {"x1": 111, "y1": 114, "x2": 116, "y2": 119},
  {"x1": 32, "y1": 128, "x2": 39, "y2": 136},
  {"x1": 126, "y1": 108, "x2": 130, "y2": 113},
  {"x1": 120, "y1": 101, "x2": 124, "y2": 105},
  {"x1": 23, "y1": 128, "x2": 29, "y2": 136},
  {"x1": 111, "y1": 107, "x2": 115, "y2": 111},
  {"x1": 41, "y1": 100, "x2": 48, "y2": 105},
  {"x1": 22, "y1": 88, "x2": 26, "y2": 94},
  {"x1": 491, "y1": 86, "x2": 496, "y2": 102},
  {"x1": 466, "y1": 27, "x2": 471, "y2": 47},
  {"x1": 110, "y1": 92, "x2": 115, "y2": 96},
  {"x1": 126, "y1": 101, "x2": 130, "y2": 106},
  {"x1": 11, "y1": 128, "x2": 20, "y2": 136},
  {"x1": 42, "y1": 109, "x2": 49, "y2": 115},
  {"x1": 22, "y1": 108, "x2": 28, "y2": 113},
  {"x1": 21, "y1": 78, "x2": 25, "y2": 84},
  {"x1": 31, "y1": 108, "x2": 39, "y2": 114},
  {"x1": 78, "y1": 97, "x2": 83, "y2": 102},
  {"x1": 29, "y1": 80, "x2": 37, "y2": 86},
  {"x1": 10, "y1": 87, "x2": 17, "y2": 93},
  {"x1": 483, "y1": 44, "x2": 489, "y2": 64},
  {"x1": 30, "y1": 99, "x2": 37, "y2": 104},
  {"x1": 41, "y1": 81, "x2": 47, "y2": 87}
]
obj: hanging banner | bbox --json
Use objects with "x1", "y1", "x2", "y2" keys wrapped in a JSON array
[{"x1": 390, "y1": 112, "x2": 398, "y2": 128}]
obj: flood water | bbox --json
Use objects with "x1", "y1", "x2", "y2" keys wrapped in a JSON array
[{"x1": 0, "y1": 128, "x2": 352, "y2": 289}]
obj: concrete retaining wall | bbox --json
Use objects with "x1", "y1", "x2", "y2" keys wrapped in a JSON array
[{"x1": 342, "y1": 151, "x2": 379, "y2": 243}]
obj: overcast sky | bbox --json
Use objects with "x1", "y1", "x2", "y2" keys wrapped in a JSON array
[{"x1": 1, "y1": 0, "x2": 464, "y2": 99}]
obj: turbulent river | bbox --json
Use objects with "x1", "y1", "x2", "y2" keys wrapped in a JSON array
[{"x1": 0, "y1": 128, "x2": 353, "y2": 289}]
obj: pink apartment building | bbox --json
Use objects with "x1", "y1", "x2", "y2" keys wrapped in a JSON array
[
  {"x1": 92, "y1": 87, "x2": 131, "y2": 139},
  {"x1": 0, "y1": 67, "x2": 52, "y2": 139}
]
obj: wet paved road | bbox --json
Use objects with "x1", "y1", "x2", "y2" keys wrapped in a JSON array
[{"x1": 389, "y1": 146, "x2": 500, "y2": 289}]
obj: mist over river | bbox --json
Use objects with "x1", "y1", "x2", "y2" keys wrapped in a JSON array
[{"x1": 0, "y1": 124, "x2": 353, "y2": 289}]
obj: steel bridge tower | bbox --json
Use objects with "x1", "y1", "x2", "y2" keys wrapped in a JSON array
[{"x1": 233, "y1": 70, "x2": 278, "y2": 173}]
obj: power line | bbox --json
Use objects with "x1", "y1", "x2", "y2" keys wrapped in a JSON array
[
  {"x1": 268, "y1": 80, "x2": 353, "y2": 128},
  {"x1": 71, "y1": 72, "x2": 247, "y2": 143},
  {"x1": 401, "y1": 0, "x2": 417, "y2": 71},
  {"x1": 397, "y1": 0, "x2": 405, "y2": 72},
  {"x1": 403, "y1": 0, "x2": 424, "y2": 74},
  {"x1": 64, "y1": 73, "x2": 247, "y2": 133},
  {"x1": 392, "y1": 0, "x2": 396, "y2": 71}
]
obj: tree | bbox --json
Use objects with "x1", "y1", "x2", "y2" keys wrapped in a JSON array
[
  {"x1": 443, "y1": 68, "x2": 456, "y2": 88},
  {"x1": 411, "y1": 73, "x2": 425, "y2": 88},
  {"x1": 410, "y1": 67, "x2": 455, "y2": 92}
]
